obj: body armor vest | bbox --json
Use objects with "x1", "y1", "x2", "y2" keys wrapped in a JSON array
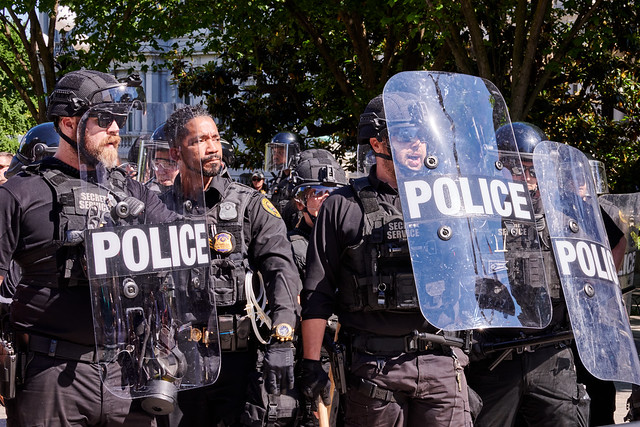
[
  {"x1": 337, "y1": 178, "x2": 418, "y2": 312},
  {"x1": 21, "y1": 163, "x2": 130, "y2": 287},
  {"x1": 206, "y1": 182, "x2": 254, "y2": 309}
]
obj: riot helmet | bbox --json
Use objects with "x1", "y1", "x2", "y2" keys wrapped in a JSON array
[
  {"x1": 291, "y1": 149, "x2": 347, "y2": 208},
  {"x1": 47, "y1": 70, "x2": 144, "y2": 152},
  {"x1": 495, "y1": 122, "x2": 547, "y2": 159},
  {"x1": 264, "y1": 131, "x2": 301, "y2": 172},
  {"x1": 496, "y1": 122, "x2": 547, "y2": 197},
  {"x1": 220, "y1": 137, "x2": 235, "y2": 167},
  {"x1": 358, "y1": 95, "x2": 387, "y2": 146},
  {"x1": 5, "y1": 122, "x2": 59, "y2": 178}
]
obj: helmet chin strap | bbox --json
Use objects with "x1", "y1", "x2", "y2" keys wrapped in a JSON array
[
  {"x1": 54, "y1": 122, "x2": 78, "y2": 151},
  {"x1": 374, "y1": 152, "x2": 392, "y2": 161}
]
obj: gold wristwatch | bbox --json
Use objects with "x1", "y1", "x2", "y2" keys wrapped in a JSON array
[{"x1": 272, "y1": 323, "x2": 295, "y2": 342}]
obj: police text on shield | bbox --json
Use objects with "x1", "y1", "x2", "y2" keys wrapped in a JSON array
[
  {"x1": 88, "y1": 221, "x2": 210, "y2": 278},
  {"x1": 403, "y1": 176, "x2": 532, "y2": 221}
]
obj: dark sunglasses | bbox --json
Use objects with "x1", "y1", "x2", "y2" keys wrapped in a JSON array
[
  {"x1": 252, "y1": 177, "x2": 263, "y2": 181},
  {"x1": 394, "y1": 127, "x2": 427, "y2": 144},
  {"x1": 510, "y1": 165, "x2": 536, "y2": 178},
  {"x1": 90, "y1": 111, "x2": 128, "y2": 129}
]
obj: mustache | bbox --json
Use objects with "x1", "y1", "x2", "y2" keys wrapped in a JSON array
[
  {"x1": 105, "y1": 135, "x2": 121, "y2": 146},
  {"x1": 201, "y1": 154, "x2": 222, "y2": 162}
]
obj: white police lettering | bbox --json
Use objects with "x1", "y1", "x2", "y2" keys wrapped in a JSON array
[
  {"x1": 89, "y1": 222, "x2": 209, "y2": 277},
  {"x1": 404, "y1": 177, "x2": 531, "y2": 221},
  {"x1": 78, "y1": 191, "x2": 109, "y2": 212},
  {"x1": 620, "y1": 251, "x2": 636, "y2": 276},
  {"x1": 554, "y1": 239, "x2": 619, "y2": 285}
]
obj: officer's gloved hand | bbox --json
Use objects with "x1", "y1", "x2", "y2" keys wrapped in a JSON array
[
  {"x1": 263, "y1": 341, "x2": 295, "y2": 395},
  {"x1": 300, "y1": 358, "x2": 331, "y2": 410}
]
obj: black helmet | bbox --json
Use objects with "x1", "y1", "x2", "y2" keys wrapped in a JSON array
[
  {"x1": 264, "y1": 132, "x2": 301, "y2": 172},
  {"x1": 271, "y1": 131, "x2": 301, "y2": 146},
  {"x1": 496, "y1": 122, "x2": 547, "y2": 158},
  {"x1": 47, "y1": 70, "x2": 144, "y2": 121},
  {"x1": 357, "y1": 93, "x2": 419, "y2": 146},
  {"x1": 150, "y1": 122, "x2": 169, "y2": 149},
  {"x1": 291, "y1": 149, "x2": 346, "y2": 205},
  {"x1": 358, "y1": 95, "x2": 386, "y2": 145},
  {"x1": 5, "y1": 122, "x2": 59, "y2": 178},
  {"x1": 220, "y1": 138, "x2": 235, "y2": 167}
]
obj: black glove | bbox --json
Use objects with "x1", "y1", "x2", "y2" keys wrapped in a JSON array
[
  {"x1": 263, "y1": 341, "x2": 295, "y2": 395},
  {"x1": 300, "y1": 358, "x2": 331, "y2": 410}
]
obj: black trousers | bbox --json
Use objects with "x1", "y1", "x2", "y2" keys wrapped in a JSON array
[
  {"x1": 466, "y1": 345, "x2": 590, "y2": 427},
  {"x1": 6, "y1": 353, "x2": 156, "y2": 427},
  {"x1": 344, "y1": 348, "x2": 471, "y2": 427}
]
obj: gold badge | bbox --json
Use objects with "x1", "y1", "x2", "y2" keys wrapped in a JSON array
[
  {"x1": 213, "y1": 232, "x2": 235, "y2": 253},
  {"x1": 261, "y1": 198, "x2": 281, "y2": 218}
]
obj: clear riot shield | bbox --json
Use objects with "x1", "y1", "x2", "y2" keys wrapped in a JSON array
[
  {"x1": 77, "y1": 96, "x2": 220, "y2": 414},
  {"x1": 384, "y1": 71, "x2": 552, "y2": 330},
  {"x1": 599, "y1": 193, "x2": 640, "y2": 311},
  {"x1": 535, "y1": 141, "x2": 640, "y2": 384}
]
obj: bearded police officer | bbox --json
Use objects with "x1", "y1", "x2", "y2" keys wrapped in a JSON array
[
  {"x1": 0, "y1": 70, "x2": 179, "y2": 425},
  {"x1": 300, "y1": 95, "x2": 472, "y2": 426},
  {"x1": 160, "y1": 105, "x2": 301, "y2": 426}
]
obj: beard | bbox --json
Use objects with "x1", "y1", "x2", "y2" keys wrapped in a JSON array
[
  {"x1": 185, "y1": 153, "x2": 222, "y2": 177},
  {"x1": 80, "y1": 134, "x2": 121, "y2": 169}
]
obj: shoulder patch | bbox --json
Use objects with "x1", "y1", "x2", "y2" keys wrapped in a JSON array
[{"x1": 261, "y1": 198, "x2": 281, "y2": 218}]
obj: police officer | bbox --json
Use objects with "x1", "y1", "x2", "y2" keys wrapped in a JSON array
[
  {"x1": 265, "y1": 132, "x2": 301, "y2": 230},
  {"x1": 300, "y1": 95, "x2": 472, "y2": 426},
  {"x1": 144, "y1": 123, "x2": 179, "y2": 194},
  {"x1": 0, "y1": 69, "x2": 180, "y2": 425},
  {"x1": 160, "y1": 105, "x2": 302, "y2": 426},
  {"x1": 465, "y1": 122, "x2": 622, "y2": 426},
  {"x1": 288, "y1": 148, "x2": 347, "y2": 279},
  {"x1": 251, "y1": 171, "x2": 268, "y2": 194}
]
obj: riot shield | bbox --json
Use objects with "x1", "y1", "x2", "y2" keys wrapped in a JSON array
[
  {"x1": 599, "y1": 192, "x2": 640, "y2": 311},
  {"x1": 77, "y1": 96, "x2": 220, "y2": 413},
  {"x1": 384, "y1": 71, "x2": 552, "y2": 330},
  {"x1": 535, "y1": 141, "x2": 640, "y2": 383}
]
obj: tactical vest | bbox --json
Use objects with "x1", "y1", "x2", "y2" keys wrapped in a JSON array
[
  {"x1": 205, "y1": 182, "x2": 254, "y2": 308},
  {"x1": 21, "y1": 163, "x2": 130, "y2": 287},
  {"x1": 337, "y1": 178, "x2": 418, "y2": 312}
]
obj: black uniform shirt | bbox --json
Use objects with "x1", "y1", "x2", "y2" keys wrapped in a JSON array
[
  {"x1": 204, "y1": 173, "x2": 301, "y2": 326},
  {"x1": 302, "y1": 167, "x2": 433, "y2": 336},
  {"x1": 0, "y1": 158, "x2": 179, "y2": 346}
]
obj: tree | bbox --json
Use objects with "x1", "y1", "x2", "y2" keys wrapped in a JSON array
[{"x1": 170, "y1": 0, "x2": 639, "y2": 188}]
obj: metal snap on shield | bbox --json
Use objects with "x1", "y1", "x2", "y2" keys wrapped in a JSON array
[
  {"x1": 438, "y1": 225, "x2": 452, "y2": 241},
  {"x1": 584, "y1": 283, "x2": 595, "y2": 297},
  {"x1": 495, "y1": 160, "x2": 503, "y2": 170},
  {"x1": 122, "y1": 278, "x2": 139, "y2": 298},
  {"x1": 425, "y1": 155, "x2": 439, "y2": 169},
  {"x1": 569, "y1": 220, "x2": 580, "y2": 233}
]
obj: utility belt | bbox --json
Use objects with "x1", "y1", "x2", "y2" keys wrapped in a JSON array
[
  {"x1": 217, "y1": 314, "x2": 252, "y2": 352},
  {"x1": 347, "y1": 330, "x2": 466, "y2": 357},
  {"x1": 15, "y1": 333, "x2": 100, "y2": 363}
]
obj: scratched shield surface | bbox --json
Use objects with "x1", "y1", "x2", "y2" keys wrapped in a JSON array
[
  {"x1": 79, "y1": 102, "x2": 220, "y2": 406},
  {"x1": 383, "y1": 71, "x2": 552, "y2": 331},
  {"x1": 535, "y1": 141, "x2": 640, "y2": 384}
]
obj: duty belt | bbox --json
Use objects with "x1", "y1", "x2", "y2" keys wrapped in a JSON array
[
  {"x1": 351, "y1": 331, "x2": 456, "y2": 356},
  {"x1": 17, "y1": 333, "x2": 100, "y2": 363}
]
